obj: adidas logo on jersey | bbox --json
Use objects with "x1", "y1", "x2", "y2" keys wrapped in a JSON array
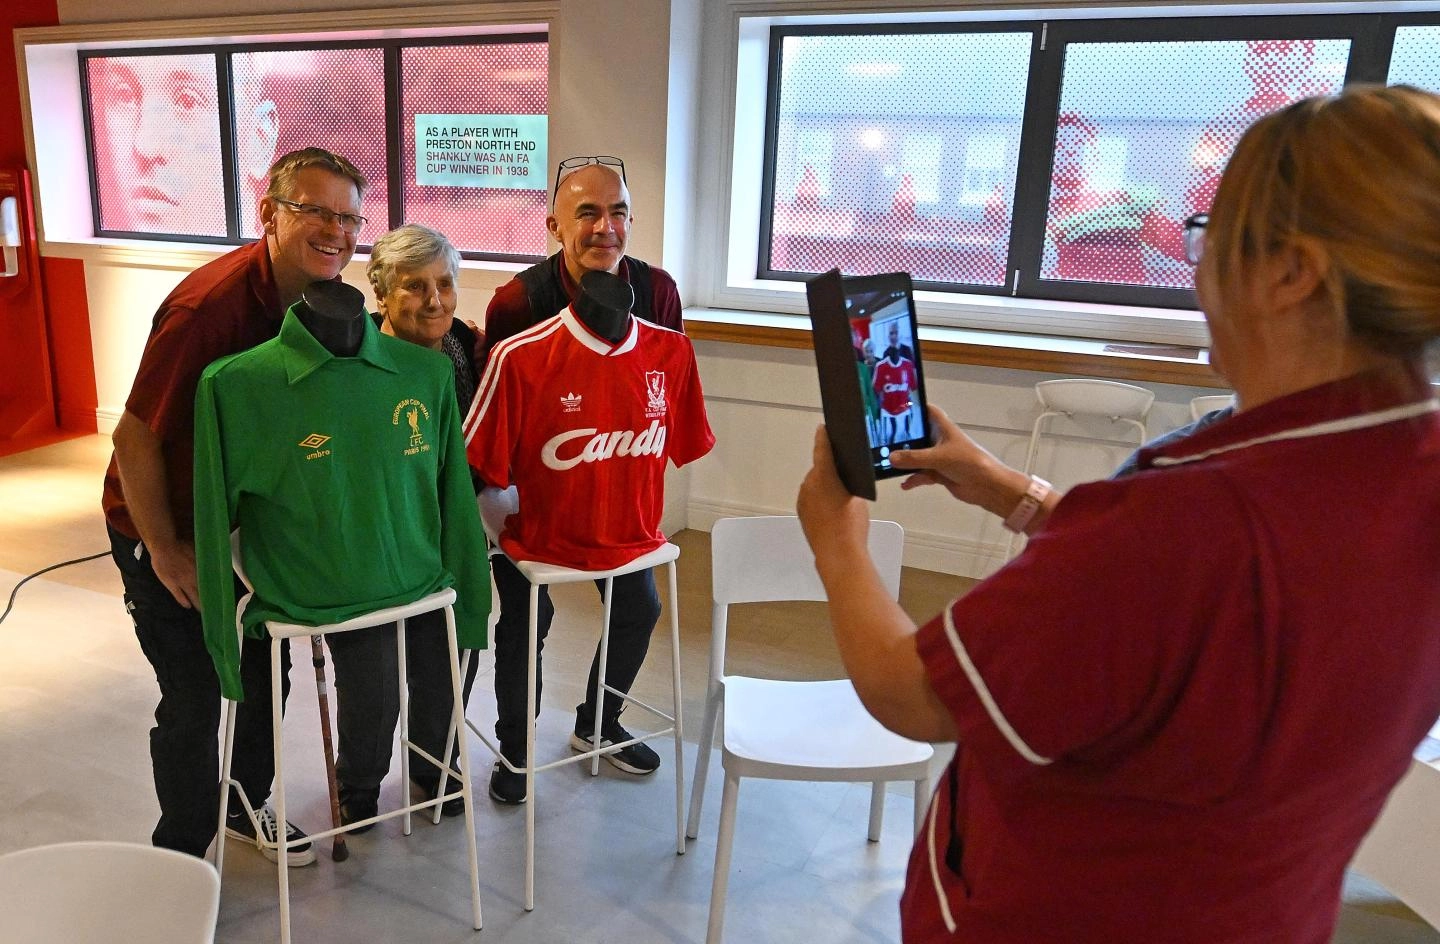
[
  {"x1": 541, "y1": 420, "x2": 667, "y2": 471},
  {"x1": 561, "y1": 391, "x2": 583, "y2": 413}
]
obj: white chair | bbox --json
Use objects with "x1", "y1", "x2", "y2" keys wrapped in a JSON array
[
  {"x1": 688, "y1": 515, "x2": 934, "y2": 944},
  {"x1": 1008, "y1": 379, "x2": 1155, "y2": 558},
  {"x1": 217, "y1": 535, "x2": 482, "y2": 944},
  {"x1": 1189, "y1": 393, "x2": 1235, "y2": 422},
  {"x1": 1349, "y1": 757, "x2": 1440, "y2": 930},
  {"x1": 439, "y1": 486, "x2": 686, "y2": 911},
  {"x1": 0, "y1": 841, "x2": 220, "y2": 943}
]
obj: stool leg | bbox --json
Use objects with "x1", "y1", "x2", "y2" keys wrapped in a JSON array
[
  {"x1": 272, "y1": 636, "x2": 292, "y2": 944},
  {"x1": 868, "y1": 781, "x2": 885, "y2": 842},
  {"x1": 214, "y1": 697, "x2": 237, "y2": 877},
  {"x1": 444, "y1": 606, "x2": 483, "y2": 930},
  {"x1": 525, "y1": 582, "x2": 540, "y2": 912},
  {"x1": 591, "y1": 576, "x2": 614, "y2": 776},
  {"x1": 668, "y1": 560, "x2": 685, "y2": 855},
  {"x1": 913, "y1": 776, "x2": 930, "y2": 838},
  {"x1": 706, "y1": 769, "x2": 742, "y2": 944},
  {"x1": 397, "y1": 617, "x2": 411, "y2": 837},
  {"x1": 433, "y1": 648, "x2": 470, "y2": 827}
]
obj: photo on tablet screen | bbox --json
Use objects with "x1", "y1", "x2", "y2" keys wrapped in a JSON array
[{"x1": 847, "y1": 280, "x2": 931, "y2": 473}]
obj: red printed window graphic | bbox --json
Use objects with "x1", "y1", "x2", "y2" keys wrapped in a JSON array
[
  {"x1": 401, "y1": 42, "x2": 549, "y2": 258},
  {"x1": 1040, "y1": 39, "x2": 1348, "y2": 288},
  {"x1": 768, "y1": 32, "x2": 1032, "y2": 286},
  {"x1": 231, "y1": 49, "x2": 388, "y2": 240},
  {"x1": 88, "y1": 54, "x2": 226, "y2": 237}
]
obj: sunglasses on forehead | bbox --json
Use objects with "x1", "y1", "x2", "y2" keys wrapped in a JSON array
[{"x1": 552, "y1": 155, "x2": 627, "y2": 208}]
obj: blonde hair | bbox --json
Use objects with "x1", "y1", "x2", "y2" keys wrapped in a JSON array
[
  {"x1": 1207, "y1": 84, "x2": 1440, "y2": 356},
  {"x1": 265, "y1": 147, "x2": 367, "y2": 201},
  {"x1": 367, "y1": 224, "x2": 460, "y2": 299}
]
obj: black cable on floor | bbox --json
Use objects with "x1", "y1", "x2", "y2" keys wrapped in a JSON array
[{"x1": 0, "y1": 551, "x2": 110, "y2": 626}]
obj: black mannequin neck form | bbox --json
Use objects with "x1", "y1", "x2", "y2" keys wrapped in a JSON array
[
  {"x1": 574, "y1": 270, "x2": 634, "y2": 344},
  {"x1": 294, "y1": 280, "x2": 366, "y2": 357}
]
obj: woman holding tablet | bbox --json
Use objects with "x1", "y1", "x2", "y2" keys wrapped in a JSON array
[{"x1": 797, "y1": 85, "x2": 1440, "y2": 943}]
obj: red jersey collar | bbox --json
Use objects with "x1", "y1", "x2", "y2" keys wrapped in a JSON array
[{"x1": 1139, "y1": 362, "x2": 1438, "y2": 471}]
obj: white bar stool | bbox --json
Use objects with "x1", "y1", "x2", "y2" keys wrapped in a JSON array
[
  {"x1": 215, "y1": 537, "x2": 482, "y2": 944},
  {"x1": 438, "y1": 488, "x2": 686, "y2": 912},
  {"x1": 1008, "y1": 378, "x2": 1155, "y2": 559}
]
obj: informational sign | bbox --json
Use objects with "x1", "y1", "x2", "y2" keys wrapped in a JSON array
[{"x1": 414, "y1": 114, "x2": 548, "y2": 189}]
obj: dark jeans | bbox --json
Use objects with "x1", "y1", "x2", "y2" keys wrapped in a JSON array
[
  {"x1": 110, "y1": 525, "x2": 292, "y2": 858},
  {"x1": 323, "y1": 609, "x2": 481, "y2": 795},
  {"x1": 491, "y1": 555, "x2": 661, "y2": 758}
]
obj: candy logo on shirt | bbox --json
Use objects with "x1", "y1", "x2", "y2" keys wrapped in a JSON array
[
  {"x1": 392, "y1": 398, "x2": 432, "y2": 456},
  {"x1": 645, "y1": 371, "x2": 667, "y2": 418},
  {"x1": 541, "y1": 420, "x2": 667, "y2": 471}
]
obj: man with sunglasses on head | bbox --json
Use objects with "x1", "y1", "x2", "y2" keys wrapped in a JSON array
[
  {"x1": 477, "y1": 155, "x2": 686, "y2": 805},
  {"x1": 481, "y1": 155, "x2": 684, "y2": 360},
  {"x1": 104, "y1": 147, "x2": 366, "y2": 866}
]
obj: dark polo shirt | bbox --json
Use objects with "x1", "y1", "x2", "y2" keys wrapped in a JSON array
[{"x1": 102, "y1": 239, "x2": 282, "y2": 541}]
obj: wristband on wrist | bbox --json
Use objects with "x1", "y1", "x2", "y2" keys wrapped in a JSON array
[{"x1": 1002, "y1": 475, "x2": 1052, "y2": 534}]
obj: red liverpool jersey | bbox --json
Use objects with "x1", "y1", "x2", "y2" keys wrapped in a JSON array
[
  {"x1": 464, "y1": 306, "x2": 714, "y2": 570},
  {"x1": 873, "y1": 357, "x2": 918, "y2": 417}
]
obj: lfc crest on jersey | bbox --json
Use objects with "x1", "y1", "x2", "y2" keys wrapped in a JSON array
[{"x1": 644, "y1": 370, "x2": 668, "y2": 417}]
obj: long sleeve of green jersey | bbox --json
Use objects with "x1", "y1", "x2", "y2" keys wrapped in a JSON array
[
  {"x1": 193, "y1": 358, "x2": 246, "y2": 700},
  {"x1": 436, "y1": 381, "x2": 491, "y2": 649}
]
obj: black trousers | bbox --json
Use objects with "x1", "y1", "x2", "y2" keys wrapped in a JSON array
[
  {"x1": 491, "y1": 555, "x2": 661, "y2": 758},
  {"x1": 110, "y1": 526, "x2": 291, "y2": 858},
  {"x1": 323, "y1": 608, "x2": 480, "y2": 795}
]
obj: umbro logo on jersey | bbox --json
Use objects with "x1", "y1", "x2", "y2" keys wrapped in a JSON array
[
  {"x1": 561, "y1": 392, "x2": 583, "y2": 413},
  {"x1": 299, "y1": 433, "x2": 332, "y2": 461},
  {"x1": 541, "y1": 420, "x2": 667, "y2": 471}
]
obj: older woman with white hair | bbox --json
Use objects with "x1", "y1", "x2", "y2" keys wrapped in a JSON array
[
  {"x1": 368, "y1": 223, "x2": 482, "y2": 415},
  {"x1": 798, "y1": 84, "x2": 1440, "y2": 943}
]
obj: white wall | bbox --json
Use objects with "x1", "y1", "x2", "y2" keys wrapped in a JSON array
[{"x1": 30, "y1": 0, "x2": 1222, "y2": 576}]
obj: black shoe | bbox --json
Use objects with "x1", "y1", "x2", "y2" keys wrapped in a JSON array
[
  {"x1": 225, "y1": 806, "x2": 317, "y2": 866},
  {"x1": 570, "y1": 720, "x2": 661, "y2": 775},
  {"x1": 413, "y1": 778, "x2": 467, "y2": 817},
  {"x1": 339, "y1": 786, "x2": 379, "y2": 835},
  {"x1": 488, "y1": 755, "x2": 528, "y2": 805}
]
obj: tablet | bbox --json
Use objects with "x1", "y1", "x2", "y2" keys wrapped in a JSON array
[{"x1": 806, "y1": 270, "x2": 933, "y2": 500}]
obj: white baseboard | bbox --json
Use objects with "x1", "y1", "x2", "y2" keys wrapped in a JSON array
[
  {"x1": 686, "y1": 497, "x2": 1007, "y2": 580},
  {"x1": 94, "y1": 408, "x2": 122, "y2": 435}
]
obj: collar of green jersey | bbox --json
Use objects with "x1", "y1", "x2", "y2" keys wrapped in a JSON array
[{"x1": 277, "y1": 304, "x2": 400, "y2": 385}]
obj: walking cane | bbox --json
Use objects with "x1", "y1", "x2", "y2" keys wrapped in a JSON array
[{"x1": 311, "y1": 635, "x2": 348, "y2": 862}]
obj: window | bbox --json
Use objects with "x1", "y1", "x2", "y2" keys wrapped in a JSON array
[
  {"x1": 81, "y1": 34, "x2": 548, "y2": 260},
  {"x1": 755, "y1": 12, "x2": 1426, "y2": 314}
]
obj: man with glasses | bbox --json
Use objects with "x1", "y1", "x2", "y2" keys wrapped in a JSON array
[
  {"x1": 481, "y1": 155, "x2": 684, "y2": 360},
  {"x1": 104, "y1": 147, "x2": 366, "y2": 864},
  {"x1": 477, "y1": 155, "x2": 686, "y2": 805}
]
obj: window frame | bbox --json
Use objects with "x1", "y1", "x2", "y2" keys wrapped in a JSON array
[{"x1": 78, "y1": 31, "x2": 550, "y2": 263}]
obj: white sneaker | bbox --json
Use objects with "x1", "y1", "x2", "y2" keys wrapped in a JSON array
[{"x1": 225, "y1": 805, "x2": 317, "y2": 867}]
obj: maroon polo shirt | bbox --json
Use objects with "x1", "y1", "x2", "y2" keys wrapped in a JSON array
[
  {"x1": 482, "y1": 252, "x2": 683, "y2": 363},
  {"x1": 905, "y1": 364, "x2": 1440, "y2": 944},
  {"x1": 102, "y1": 239, "x2": 283, "y2": 541}
]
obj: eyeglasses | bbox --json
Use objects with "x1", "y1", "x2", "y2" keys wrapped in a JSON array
[
  {"x1": 1183, "y1": 213, "x2": 1208, "y2": 266},
  {"x1": 273, "y1": 198, "x2": 368, "y2": 234},
  {"x1": 551, "y1": 155, "x2": 626, "y2": 208}
]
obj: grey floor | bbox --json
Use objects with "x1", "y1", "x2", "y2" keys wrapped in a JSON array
[{"x1": 1, "y1": 435, "x2": 1436, "y2": 943}]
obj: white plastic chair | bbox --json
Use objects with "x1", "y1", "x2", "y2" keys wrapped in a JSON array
[
  {"x1": 217, "y1": 535, "x2": 482, "y2": 944},
  {"x1": 1008, "y1": 379, "x2": 1155, "y2": 558},
  {"x1": 0, "y1": 841, "x2": 220, "y2": 943},
  {"x1": 440, "y1": 486, "x2": 686, "y2": 911},
  {"x1": 1350, "y1": 757, "x2": 1440, "y2": 929},
  {"x1": 688, "y1": 515, "x2": 934, "y2": 944},
  {"x1": 1189, "y1": 393, "x2": 1235, "y2": 422}
]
